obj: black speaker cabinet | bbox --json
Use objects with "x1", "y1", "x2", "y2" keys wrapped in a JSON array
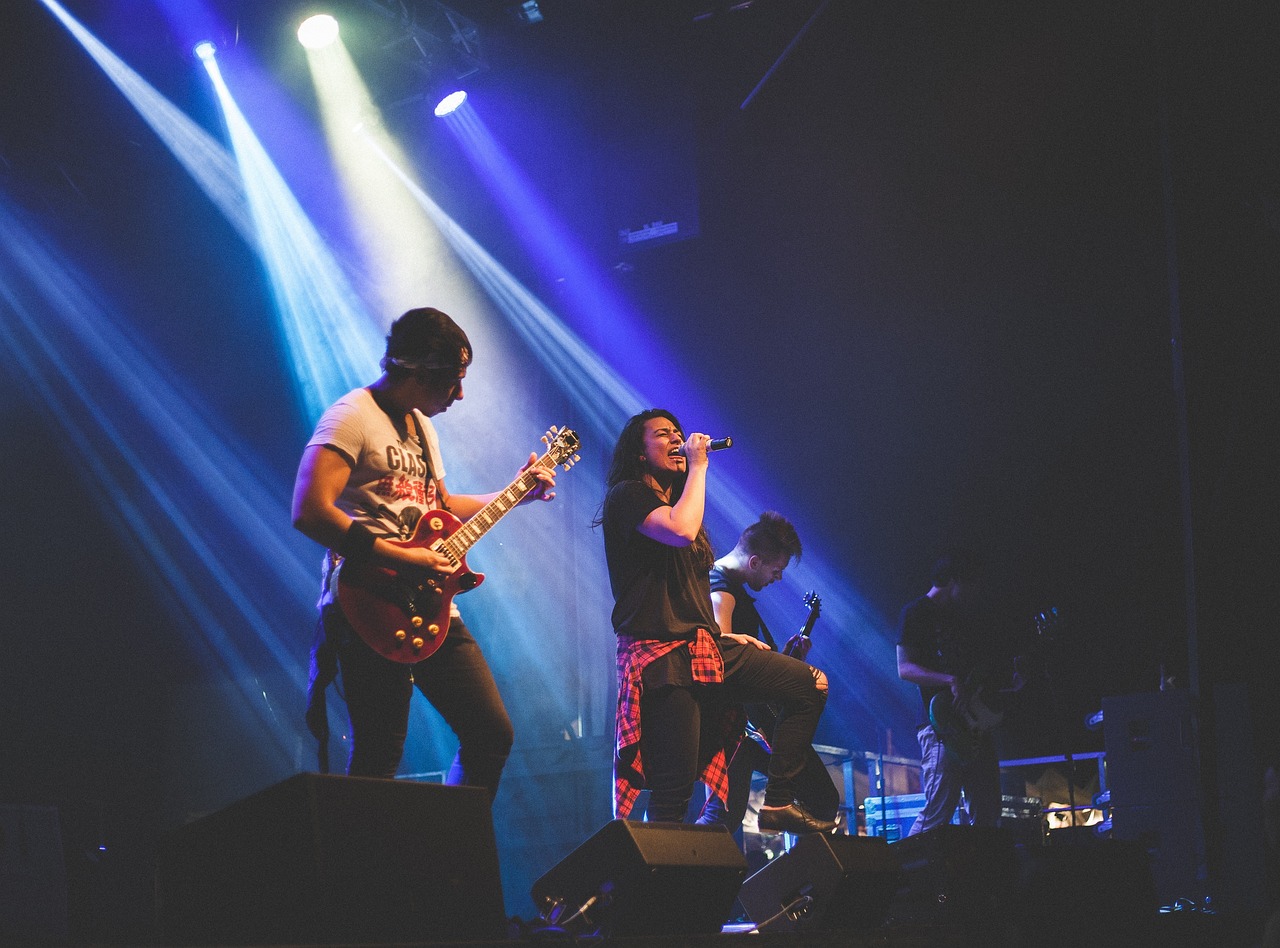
[
  {"x1": 1017, "y1": 839, "x2": 1157, "y2": 946},
  {"x1": 155, "y1": 773, "x2": 505, "y2": 945},
  {"x1": 530, "y1": 820, "x2": 746, "y2": 937},
  {"x1": 0, "y1": 805, "x2": 68, "y2": 945},
  {"x1": 885, "y1": 826, "x2": 1019, "y2": 932},
  {"x1": 738, "y1": 833, "x2": 899, "y2": 932}
]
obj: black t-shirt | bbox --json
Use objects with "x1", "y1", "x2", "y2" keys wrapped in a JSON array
[
  {"x1": 708, "y1": 565, "x2": 777, "y2": 648},
  {"x1": 602, "y1": 480, "x2": 717, "y2": 641},
  {"x1": 897, "y1": 594, "x2": 989, "y2": 727}
]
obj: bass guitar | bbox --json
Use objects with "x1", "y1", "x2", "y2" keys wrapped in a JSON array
[
  {"x1": 335, "y1": 426, "x2": 580, "y2": 663},
  {"x1": 928, "y1": 607, "x2": 1058, "y2": 763}
]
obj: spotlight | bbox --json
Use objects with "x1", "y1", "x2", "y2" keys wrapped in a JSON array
[
  {"x1": 297, "y1": 14, "x2": 340, "y2": 50},
  {"x1": 433, "y1": 90, "x2": 467, "y2": 117},
  {"x1": 514, "y1": 0, "x2": 544, "y2": 24},
  {"x1": 193, "y1": 41, "x2": 217, "y2": 61}
]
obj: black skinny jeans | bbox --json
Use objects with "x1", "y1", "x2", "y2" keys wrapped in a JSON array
[
  {"x1": 325, "y1": 603, "x2": 514, "y2": 798},
  {"x1": 638, "y1": 639, "x2": 827, "y2": 822}
]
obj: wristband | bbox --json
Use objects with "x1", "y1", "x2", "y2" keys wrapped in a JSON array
[{"x1": 338, "y1": 520, "x2": 379, "y2": 563}]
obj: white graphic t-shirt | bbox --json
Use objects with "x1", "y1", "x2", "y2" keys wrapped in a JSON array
[{"x1": 307, "y1": 386, "x2": 455, "y2": 613}]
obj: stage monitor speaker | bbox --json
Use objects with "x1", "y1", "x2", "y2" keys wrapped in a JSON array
[
  {"x1": 0, "y1": 805, "x2": 69, "y2": 945},
  {"x1": 1017, "y1": 839, "x2": 1157, "y2": 947},
  {"x1": 885, "y1": 826, "x2": 1019, "y2": 933},
  {"x1": 156, "y1": 773, "x2": 505, "y2": 946},
  {"x1": 738, "y1": 833, "x2": 898, "y2": 932},
  {"x1": 530, "y1": 820, "x2": 746, "y2": 937}
]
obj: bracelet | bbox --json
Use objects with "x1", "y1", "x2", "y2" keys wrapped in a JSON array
[{"x1": 338, "y1": 521, "x2": 379, "y2": 563}]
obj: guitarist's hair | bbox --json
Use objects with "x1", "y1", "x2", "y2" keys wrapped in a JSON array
[
  {"x1": 382, "y1": 308, "x2": 473, "y2": 378},
  {"x1": 597, "y1": 408, "x2": 713, "y2": 569},
  {"x1": 932, "y1": 548, "x2": 981, "y2": 587},
  {"x1": 740, "y1": 511, "x2": 802, "y2": 562}
]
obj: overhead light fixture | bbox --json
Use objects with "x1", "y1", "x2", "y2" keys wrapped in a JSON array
[
  {"x1": 297, "y1": 14, "x2": 340, "y2": 50},
  {"x1": 193, "y1": 40, "x2": 217, "y2": 61},
  {"x1": 515, "y1": 0, "x2": 544, "y2": 24},
  {"x1": 433, "y1": 90, "x2": 467, "y2": 117}
]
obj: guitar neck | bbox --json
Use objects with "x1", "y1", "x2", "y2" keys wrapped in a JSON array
[
  {"x1": 439, "y1": 455, "x2": 551, "y2": 560},
  {"x1": 798, "y1": 605, "x2": 820, "y2": 638}
]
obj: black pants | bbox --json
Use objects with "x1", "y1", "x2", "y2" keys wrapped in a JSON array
[
  {"x1": 704, "y1": 726, "x2": 841, "y2": 830},
  {"x1": 325, "y1": 603, "x2": 514, "y2": 798},
  {"x1": 639, "y1": 639, "x2": 827, "y2": 823}
]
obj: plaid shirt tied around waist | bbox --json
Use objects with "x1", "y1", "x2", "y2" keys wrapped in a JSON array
[{"x1": 614, "y1": 627, "x2": 742, "y2": 820}]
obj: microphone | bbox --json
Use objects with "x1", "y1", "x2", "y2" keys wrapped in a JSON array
[{"x1": 678, "y1": 437, "x2": 733, "y2": 456}]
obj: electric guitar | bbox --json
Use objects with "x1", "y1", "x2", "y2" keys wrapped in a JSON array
[
  {"x1": 751, "y1": 591, "x2": 823, "y2": 744},
  {"x1": 335, "y1": 426, "x2": 580, "y2": 663},
  {"x1": 780, "y1": 590, "x2": 821, "y2": 660},
  {"x1": 928, "y1": 607, "x2": 1058, "y2": 763}
]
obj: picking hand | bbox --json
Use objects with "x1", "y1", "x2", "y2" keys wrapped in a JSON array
[{"x1": 398, "y1": 544, "x2": 457, "y2": 574}]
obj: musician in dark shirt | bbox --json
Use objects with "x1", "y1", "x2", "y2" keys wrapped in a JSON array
[
  {"x1": 703, "y1": 512, "x2": 840, "y2": 833},
  {"x1": 896, "y1": 550, "x2": 1001, "y2": 835}
]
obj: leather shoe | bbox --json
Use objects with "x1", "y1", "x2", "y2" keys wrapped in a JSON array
[{"x1": 756, "y1": 802, "x2": 837, "y2": 835}]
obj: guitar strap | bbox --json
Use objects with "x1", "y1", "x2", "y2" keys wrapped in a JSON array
[{"x1": 409, "y1": 409, "x2": 451, "y2": 514}]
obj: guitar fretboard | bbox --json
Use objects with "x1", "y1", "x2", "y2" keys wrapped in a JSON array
[{"x1": 438, "y1": 454, "x2": 553, "y2": 561}]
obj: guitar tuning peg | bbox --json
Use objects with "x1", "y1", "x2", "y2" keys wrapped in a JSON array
[
  {"x1": 562, "y1": 463, "x2": 570, "y2": 472},
  {"x1": 541, "y1": 435, "x2": 549, "y2": 444},
  {"x1": 573, "y1": 454, "x2": 580, "y2": 463}
]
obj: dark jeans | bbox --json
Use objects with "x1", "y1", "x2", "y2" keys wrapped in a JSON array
[
  {"x1": 325, "y1": 603, "x2": 514, "y2": 798},
  {"x1": 639, "y1": 639, "x2": 827, "y2": 822},
  {"x1": 703, "y1": 728, "x2": 841, "y2": 830}
]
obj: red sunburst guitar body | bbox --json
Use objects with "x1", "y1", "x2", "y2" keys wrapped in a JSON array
[
  {"x1": 335, "y1": 508, "x2": 482, "y2": 662},
  {"x1": 334, "y1": 426, "x2": 580, "y2": 663}
]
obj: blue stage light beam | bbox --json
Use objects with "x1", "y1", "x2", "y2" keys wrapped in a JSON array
[
  {"x1": 435, "y1": 100, "x2": 705, "y2": 422},
  {"x1": 38, "y1": 0, "x2": 379, "y2": 420},
  {"x1": 199, "y1": 54, "x2": 383, "y2": 418},
  {"x1": 300, "y1": 28, "x2": 471, "y2": 320},
  {"x1": 0, "y1": 197, "x2": 321, "y2": 804},
  {"x1": 35, "y1": 0, "x2": 253, "y2": 243}
]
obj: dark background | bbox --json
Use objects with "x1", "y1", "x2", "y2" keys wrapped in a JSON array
[{"x1": 2, "y1": 0, "x2": 1278, "y2": 940}]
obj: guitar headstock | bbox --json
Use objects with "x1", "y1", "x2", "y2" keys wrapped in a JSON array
[
  {"x1": 798, "y1": 590, "x2": 822, "y2": 638},
  {"x1": 1033, "y1": 606, "x2": 1060, "y2": 641},
  {"x1": 541, "y1": 426, "x2": 581, "y2": 472}
]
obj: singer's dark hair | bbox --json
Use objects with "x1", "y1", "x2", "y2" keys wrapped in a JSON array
[
  {"x1": 604, "y1": 408, "x2": 681, "y2": 488},
  {"x1": 597, "y1": 408, "x2": 713, "y2": 568},
  {"x1": 739, "y1": 511, "x2": 802, "y2": 562}
]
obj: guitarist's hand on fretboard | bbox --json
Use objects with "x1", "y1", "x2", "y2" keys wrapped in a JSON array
[{"x1": 781, "y1": 632, "x2": 812, "y2": 662}]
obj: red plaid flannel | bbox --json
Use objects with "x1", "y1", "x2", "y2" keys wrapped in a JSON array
[{"x1": 614, "y1": 628, "x2": 742, "y2": 820}]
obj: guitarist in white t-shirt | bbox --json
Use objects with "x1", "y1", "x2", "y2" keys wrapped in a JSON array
[
  {"x1": 896, "y1": 550, "x2": 1011, "y2": 836},
  {"x1": 292, "y1": 307, "x2": 557, "y2": 789}
]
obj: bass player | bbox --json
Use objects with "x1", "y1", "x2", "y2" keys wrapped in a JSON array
[
  {"x1": 896, "y1": 550, "x2": 1005, "y2": 835},
  {"x1": 292, "y1": 307, "x2": 555, "y2": 793}
]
